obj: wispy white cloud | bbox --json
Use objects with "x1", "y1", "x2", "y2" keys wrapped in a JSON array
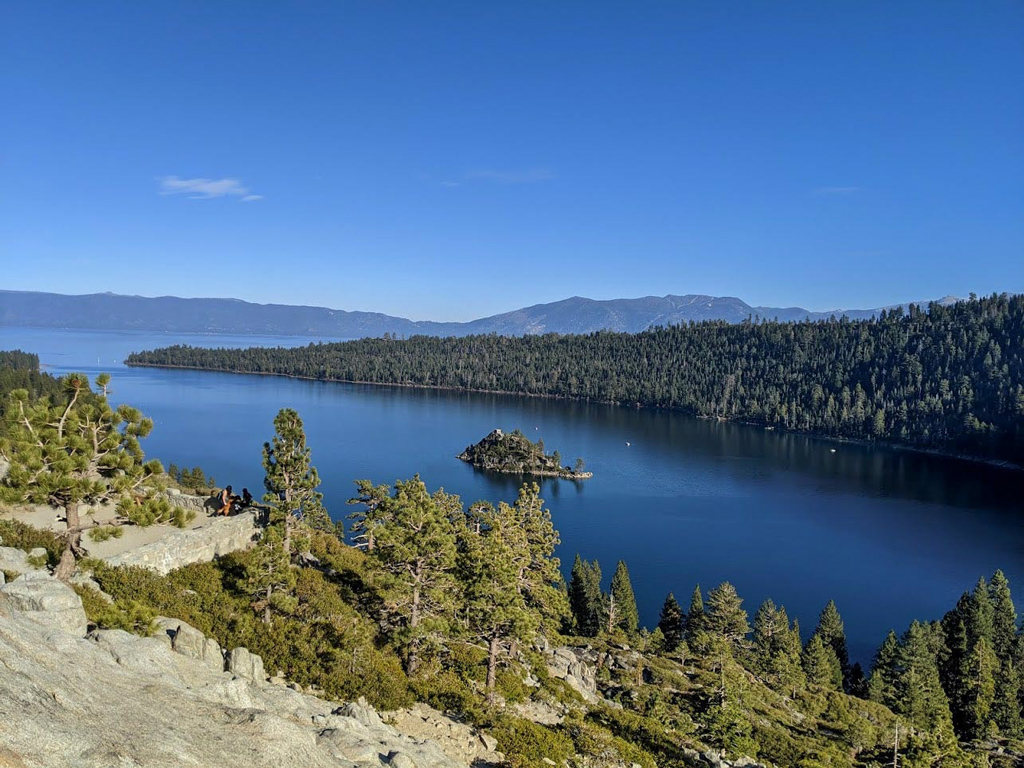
[
  {"x1": 812, "y1": 186, "x2": 861, "y2": 197},
  {"x1": 442, "y1": 167, "x2": 556, "y2": 187},
  {"x1": 466, "y1": 168, "x2": 556, "y2": 184},
  {"x1": 158, "y1": 176, "x2": 263, "y2": 201}
]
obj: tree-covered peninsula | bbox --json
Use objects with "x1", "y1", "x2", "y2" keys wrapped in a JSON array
[
  {"x1": 127, "y1": 294, "x2": 1024, "y2": 466},
  {"x1": 458, "y1": 428, "x2": 591, "y2": 479}
]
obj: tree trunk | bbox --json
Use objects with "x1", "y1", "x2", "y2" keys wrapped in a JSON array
[
  {"x1": 264, "y1": 584, "x2": 273, "y2": 625},
  {"x1": 284, "y1": 515, "x2": 292, "y2": 558},
  {"x1": 487, "y1": 636, "x2": 500, "y2": 691},
  {"x1": 54, "y1": 501, "x2": 81, "y2": 582}
]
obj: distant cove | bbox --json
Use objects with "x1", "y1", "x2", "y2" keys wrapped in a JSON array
[{"x1": 7, "y1": 326, "x2": 1024, "y2": 663}]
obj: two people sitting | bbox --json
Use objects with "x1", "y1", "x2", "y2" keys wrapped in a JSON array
[{"x1": 216, "y1": 485, "x2": 254, "y2": 516}]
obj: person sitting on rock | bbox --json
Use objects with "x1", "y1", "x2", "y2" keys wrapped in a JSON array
[
  {"x1": 218, "y1": 485, "x2": 234, "y2": 516},
  {"x1": 241, "y1": 488, "x2": 253, "y2": 508}
]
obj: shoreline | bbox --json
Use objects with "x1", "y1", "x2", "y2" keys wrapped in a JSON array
[
  {"x1": 458, "y1": 456, "x2": 593, "y2": 481},
  {"x1": 125, "y1": 361, "x2": 1024, "y2": 474}
]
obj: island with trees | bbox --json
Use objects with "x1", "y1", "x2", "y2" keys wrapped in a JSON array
[{"x1": 457, "y1": 428, "x2": 592, "y2": 479}]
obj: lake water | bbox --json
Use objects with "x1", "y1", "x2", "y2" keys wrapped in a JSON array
[{"x1": 3, "y1": 326, "x2": 1023, "y2": 662}]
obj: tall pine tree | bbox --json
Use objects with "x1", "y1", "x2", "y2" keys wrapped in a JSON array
[
  {"x1": 369, "y1": 476, "x2": 458, "y2": 674},
  {"x1": 608, "y1": 560, "x2": 639, "y2": 635},
  {"x1": 658, "y1": 593, "x2": 684, "y2": 652},
  {"x1": 262, "y1": 408, "x2": 330, "y2": 558},
  {"x1": 686, "y1": 584, "x2": 705, "y2": 639},
  {"x1": 813, "y1": 600, "x2": 851, "y2": 690},
  {"x1": 568, "y1": 555, "x2": 603, "y2": 637},
  {"x1": 705, "y1": 582, "x2": 750, "y2": 646}
]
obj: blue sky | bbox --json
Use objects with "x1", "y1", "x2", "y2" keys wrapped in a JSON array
[{"x1": 2, "y1": 2, "x2": 1022, "y2": 321}]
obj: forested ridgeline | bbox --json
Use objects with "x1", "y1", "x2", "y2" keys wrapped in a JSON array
[
  {"x1": 127, "y1": 294, "x2": 1024, "y2": 465},
  {"x1": 0, "y1": 350, "x2": 63, "y2": 423}
]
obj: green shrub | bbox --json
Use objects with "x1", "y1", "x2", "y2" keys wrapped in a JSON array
[
  {"x1": 496, "y1": 668, "x2": 530, "y2": 704},
  {"x1": 74, "y1": 585, "x2": 155, "y2": 634},
  {"x1": 88, "y1": 525, "x2": 123, "y2": 542},
  {"x1": 411, "y1": 669, "x2": 483, "y2": 721},
  {"x1": 0, "y1": 518, "x2": 61, "y2": 565},
  {"x1": 491, "y1": 715, "x2": 574, "y2": 768},
  {"x1": 119, "y1": 496, "x2": 195, "y2": 528}
]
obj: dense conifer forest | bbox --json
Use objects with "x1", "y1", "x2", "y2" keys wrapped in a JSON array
[{"x1": 128, "y1": 294, "x2": 1024, "y2": 466}]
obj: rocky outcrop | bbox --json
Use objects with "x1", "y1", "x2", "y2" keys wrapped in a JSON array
[
  {"x1": 387, "y1": 704, "x2": 502, "y2": 767},
  {"x1": 0, "y1": 573, "x2": 502, "y2": 768},
  {"x1": 458, "y1": 428, "x2": 592, "y2": 479},
  {"x1": 545, "y1": 645, "x2": 599, "y2": 703},
  {"x1": 165, "y1": 488, "x2": 220, "y2": 514},
  {"x1": 104, "y1": 510, "x2": 259, "y2": 575},
  {"x1": 0, "y1": 570, "x2": 87, "y2": 635},
  {"x1": 682, "y1": 749, "x2": 768, "y2": 768},
  {"x1": 0, "y1": 545, "x2": 46, "y2": 577}
]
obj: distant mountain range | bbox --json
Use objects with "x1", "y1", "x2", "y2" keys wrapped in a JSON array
[{"x1": 0, "y1": 289, "x2": 962, "y2": 339}]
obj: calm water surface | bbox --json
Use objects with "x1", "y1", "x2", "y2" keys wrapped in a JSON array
[{"x1": 4, "y1": 327, "x2": 1022, "y2": 661}]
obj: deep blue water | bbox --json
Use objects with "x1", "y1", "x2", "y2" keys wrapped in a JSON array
[{"x1": 3, "y1": 326, "x2": 1023, "y2": 662}]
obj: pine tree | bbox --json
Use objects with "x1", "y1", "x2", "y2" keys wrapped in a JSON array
[
  {"x1": 753, "y1": 599, "x2": 783, "y2": 677},
  {"x1": 262, "y1": 408, "x2": 330, "y2": 558},
  {"x1": 244, "y1": 527, "x2": 296, "y2": 624},
  {"x1": 848, "y1": 662, "x2": 868, "y2": 698},
  {"x1": 347, "y1": 479, "x2": 391, "y2": 551},
  {"x1": 0, "y1": 373, "x2": 175, "y2": 580},
  {"x1": 753, "y1": 600, "x2": 805, "y2": 694},
  {"x1": 992, "y1": 658, "x2": 1022, "y2": 738},
  {"x1": 705, "y1": 582, "x2": 750, "y2": 646},
  {"x1": 510, "y1": 484, "x2": 569, "y2": 633},
  {"x1": 803, "y1": 634, "x2": 842, "y2": 690},
  {"x1": 459, "y1": 495, "x2": 534, "y2": 691},
  {"x1": 965, "y1": 577, "x2": 994, "y2": 649},
  {"x1": 813, "y1": 600, "x2": 851, "y2": 690},
  {"x1": 869, "y1": 630, "x2": 900, "y2": 709},
  {"x1": 941, "y1": 604, "x2": 972, "y2": 737},
  {"x1": 988, "y1": 570, "x2": 1016, "y2": 661},
  {"x1": 686, "y1": 584, "x2": 705, "y2": 639},
  {"x1": 961, "y1": 636, "x2": 997, "y2": 741},
  {"x1": 987, "y1": 570, "x2": 1022, "y2": 736},
  {"x1": 369, "y1": 476, "x2": 458, "y2": 674},
  {"x1": 658, "y1": 593, "x2": 684, "y2": 652},
  {"x1": 568, "y1": 555, "x2": 603, "y2": 637},
  {"x1": 895, "y1": 621, "x2": 956, "y2": 735},
  {"x1": 609, "y1": 560, "x2": 639, "y2": 635}
]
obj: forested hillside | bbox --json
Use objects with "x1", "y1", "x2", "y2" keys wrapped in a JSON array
[
  {"x1": 129, "y1": 294, "x2": 1024, "y2": 465},
  {"x1": 0, "y1": 351, "x2": 64, "y2": 434}
]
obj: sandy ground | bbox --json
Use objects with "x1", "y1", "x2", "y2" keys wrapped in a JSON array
[{"x1": 0, "y1": 499, "x2": 224, "y2": 559}]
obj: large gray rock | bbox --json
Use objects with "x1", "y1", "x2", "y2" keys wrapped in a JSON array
[
  {"x1": 546, "y1": 646, "x2": 598, "y2": 703},
  {"x1": 166, "y1": 490, "x2": 220, "y2": 514},
  {"x1": 0, "y1": 571, "x2": 87, "y2": 636},
  {"x1": 0, "y1": 575, "x2": 486, "y2": 767},
  {"x1": 104, "y1": 510, "x2": 259, "y2": 575},
  {"x1": 154, "y1": 615, "x2": 227, "y2": 674},
  {"x1": 228, "y1": 645, "x2": 266, "y2": 682},
  {"x1": 0, "y1": 545, "x2": 34, "y2": 574},
  {"x1": 387, "y1": 703, "x2": 504, "y2": 767}
]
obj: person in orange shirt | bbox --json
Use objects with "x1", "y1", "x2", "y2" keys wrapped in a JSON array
[{"x1": 218, "y1": 485, "x2": 234, "y2": 516}]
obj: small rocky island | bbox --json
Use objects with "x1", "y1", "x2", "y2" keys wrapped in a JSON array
[{"x1": 458, "y1": 428, "x2": 593, "y2": 479}]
